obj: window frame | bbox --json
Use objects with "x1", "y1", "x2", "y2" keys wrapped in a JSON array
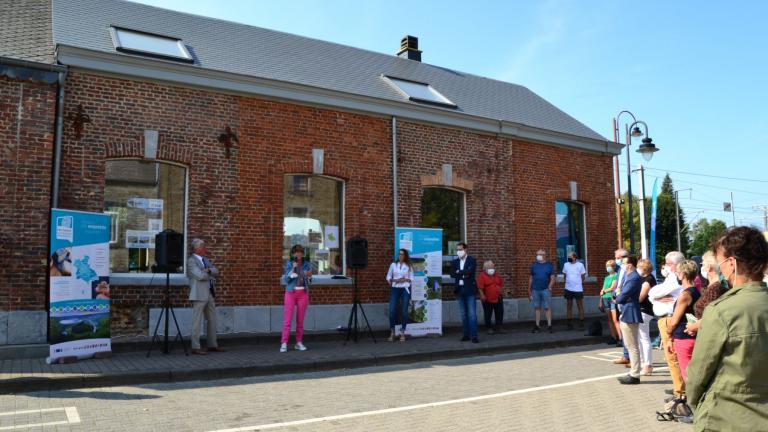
[
  {"x1": 283, "y1": 173, "x2": 346, "y2": 279},
  {"x1": 555, "y1": 200, "x2": 588, "y2": 276},
  {"x1": 420, "y1": 187, "x2": 467, "y2": 277},
  {"x1": 382, "y1": 75, "x2": 457, "y2": 108},
  {"x1": 109, "y1": 26, "x2": 194, "y2": 63},
  {"x1": 104, "y1": 158, "x2": 189, "y2": 283}
]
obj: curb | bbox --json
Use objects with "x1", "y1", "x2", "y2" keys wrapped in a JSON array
[{"x1": 1, "y1": 335, "x2": 604, "y2": 395}]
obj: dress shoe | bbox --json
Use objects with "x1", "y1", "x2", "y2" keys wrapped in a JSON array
[
  {"x1": 617, "y1": 375, "x2": 640, "y2": 385},
  {"x1": 191, "y1": 349, "x2": 207, "y2": 355},
  {"x1": 548, "y1": 326, "x2": 554, "y2": 334},
  {"x1": 460, "y1": 336, "x2": 470, "y2": 342},
  {"x1": 207, "y1": 347, "x2": 225, "y2": 353},
  {"x1": 471, "y1": 338, "x2": 480, "y2": 343},
  {"x1": 531, "y1": 325, "x2": 540, "y2": 333},
  {"x1": 613, "y1": 358, "x2": 630, "y2": 365}
]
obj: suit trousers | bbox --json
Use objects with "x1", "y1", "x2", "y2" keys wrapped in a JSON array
[
  {"x1": 620, "y1": 322, "x2": 641, "y2": 378},
  {"x1": 191, "y1": 296, "x2": 218, "y2": 349},
  {"x1": 658, "y1": 316, "x2": 685, "y2": 396}
]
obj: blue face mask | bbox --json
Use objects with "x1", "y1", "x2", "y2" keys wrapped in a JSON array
[{"x1": 716, "y1": 259, "x2": 730, "y2": 290}]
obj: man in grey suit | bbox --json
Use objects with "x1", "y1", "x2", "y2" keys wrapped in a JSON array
[{"x1": 187, "y1": 238, "x2": 224, "y2": 355}]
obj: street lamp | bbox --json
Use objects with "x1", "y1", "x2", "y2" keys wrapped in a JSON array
[{"x1": 614, "y1": 113, "x2": 660, "y2": 255}]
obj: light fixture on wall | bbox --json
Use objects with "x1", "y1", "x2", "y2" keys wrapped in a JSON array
[{"x1": 66, "y1": 104, "x2": 91, "y2": 141}]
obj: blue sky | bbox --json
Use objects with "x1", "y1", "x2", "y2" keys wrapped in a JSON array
[{"x1": 134, "y1": 0, "x2": 768, "y2": 230}]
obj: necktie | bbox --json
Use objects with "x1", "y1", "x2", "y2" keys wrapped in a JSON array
[{"x1": 203, "y1": 258, "x2": 215, "y2": 297}]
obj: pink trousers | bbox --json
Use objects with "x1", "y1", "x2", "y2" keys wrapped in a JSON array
[
  {"x1": 674, "y1": 338, "x2": 696, "y2": 381},
  {"x1": 281, "y1": 290, "x2": 309, "y2": 344}
]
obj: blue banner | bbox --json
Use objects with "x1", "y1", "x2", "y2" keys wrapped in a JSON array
[
  {"x1": 649, "y1": 179, "x2": 659, "y2": 277},
  {"x1": 48, "y1": 209, "x2": 112, "y2": 363},
  {"x1": 395, "y1": 227, "x2": 443, "y2": 336}
]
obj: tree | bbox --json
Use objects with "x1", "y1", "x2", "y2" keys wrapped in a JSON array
[
  {"x1": 688, "y1": 219, "x2": 727, "y2": 257},
  {"x1": 620, "y1": 174, "x2": 689, "y2": 270}
]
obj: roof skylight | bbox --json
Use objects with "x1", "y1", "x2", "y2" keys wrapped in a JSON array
[
  {"x1": 110, "y1": 27, "x2": 193, "y2": 63},
  {"x1": 384, "y1": 76, "x2": 456, "y2": 108}
]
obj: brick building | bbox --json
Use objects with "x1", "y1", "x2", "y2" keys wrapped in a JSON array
[{"x1": 0, "y1": 0, "x2": 621, "y2": 346}]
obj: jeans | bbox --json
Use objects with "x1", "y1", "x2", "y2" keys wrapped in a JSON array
[
  {"x1": 281, "y1": 290, "x2": 309, "y2": 344},
  {"x1": 482, "y1": 300, "x2": 504, "y2": 329},
  {"x1": 389, "y1": 287, "x2": 410, "y2": 332},
  {"x1": 457, "y1": 294, "x2": 478, "y2": 339}
]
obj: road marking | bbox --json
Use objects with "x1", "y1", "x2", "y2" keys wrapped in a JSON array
[
  {"x1": 0, "y1": 407, "x2": 81, "y2": 430},
  {"x1": 207, "y1": 369, "x2": 668, "y2": 432},
  {"x1": 581, "y1": 355, "x2": 616, "y2": 362}
]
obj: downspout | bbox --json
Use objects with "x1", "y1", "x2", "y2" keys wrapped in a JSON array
[
  {"x1": 392, "y1": 117, "x2": 398, "y2": 229},
  {"x1": 51, "y1": 68, "x2": 67, "y2": 208}
]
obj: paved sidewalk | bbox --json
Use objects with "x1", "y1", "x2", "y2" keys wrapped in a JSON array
[{"x1": 0, "y1": 322, "x2": 607, "y2": 394}]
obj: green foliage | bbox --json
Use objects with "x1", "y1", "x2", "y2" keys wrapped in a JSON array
[
  {"x1": 621, "y1": 174, "x2": 689, "y2": 269},
  {"x1": 688, "y1": 219, "x2": 728, "y2": 257}
]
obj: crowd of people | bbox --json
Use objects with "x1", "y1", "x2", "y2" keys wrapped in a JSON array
[
  {"x1": 601, "y1": 227, "x2": 768, "y2": 429},
  {"x1": 186, "y1": 227, "x2": 767, "y2": 430}
]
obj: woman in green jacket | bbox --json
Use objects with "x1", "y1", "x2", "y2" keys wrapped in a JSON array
[{"x1": 686, "y1": 226, "x2": 768, "y2": 431}]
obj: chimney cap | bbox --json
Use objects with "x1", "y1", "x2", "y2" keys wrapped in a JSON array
[{"x1": 397, "y1": 35, "x2": 422, "y2": 62}]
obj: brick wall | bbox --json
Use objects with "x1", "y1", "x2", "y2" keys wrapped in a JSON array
[
  {"x1": 7, "y1": 70, "x2": 616, "y2": 334},
  {"x1": 0, "y1": 75, "x2": 56, "y2": 312}
]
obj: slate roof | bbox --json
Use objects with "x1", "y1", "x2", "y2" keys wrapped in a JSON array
[
  {"x1": 2, "y1": 0, "x2": 608, "y2": 142},
  {"x1": 0, "y1": 0, "x2": 55, "y2": 63}
]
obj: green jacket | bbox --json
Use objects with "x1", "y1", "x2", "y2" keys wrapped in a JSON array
[{"x1": 686, "y1": 281, "x2": 768, "y2": 431}]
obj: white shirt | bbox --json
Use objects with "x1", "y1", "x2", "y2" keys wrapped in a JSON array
[
  {"x1": 458, "y1": 257, "x2": 467, "y2": 285},
  {"x1": 563, "y1": 261, "x2": 586, "y2": 292},
  {"x1": 386, "y1": 263, "x2": 414, "y2": 289},
  {"x1": 193, "y1": 253, "x2": 205, "y2": 267},
  {"x1": 616, "y1": 266, "x2": 626, "y2": 289},
  {"x1": 649, "y1": 272, "x2": 682, "y2": 316}
]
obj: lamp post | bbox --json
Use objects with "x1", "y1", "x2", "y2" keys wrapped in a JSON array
[{"x1": 614, "y1": 112, "x2": 659, "y2": 255}]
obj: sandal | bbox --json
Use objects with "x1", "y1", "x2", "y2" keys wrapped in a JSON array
[
  {"x1": 656, "y1": 412, "x2": 677, "y2": 422},
  {"x1": 399, "y1": 333, "x2": 406, "y2": 342}
]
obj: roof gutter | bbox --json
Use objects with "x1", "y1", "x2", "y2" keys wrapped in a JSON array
[
  {"x1": 54, "y1": 45, "x2": 623, "y2": 155},
  {"x1": 51, "y1": 68, "x2": 68, "y2": 208}
]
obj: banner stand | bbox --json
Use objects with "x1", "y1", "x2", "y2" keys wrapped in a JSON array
[{"x1": 395, "y1": 227, "x2": 443, "y2": 337}]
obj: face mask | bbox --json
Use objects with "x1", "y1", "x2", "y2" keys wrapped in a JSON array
[
  {"x1": 568, "y1": 257, "x2": 574, "y2": 263},
  {"x1": 716, "y1": 258, "x2": 734, "y2": 289},
  {"x1": 606, "y1": 267, "x2": 614, "y2": 273},
  {"x1": 487, "y1": 269, "x2": 495, "y2": 276},
  {"x1": 700, "y1": 266, "x2": 708, "y2": 279},
  {"x1": 536, "y1": 255, "x2": 544, "y2": 262},
  {"x1": 457, "y1": 250, "x2": 466, "y2": 259},
  {"x1": 661, "y1": 266, "x2": 670, "y2": 278}
]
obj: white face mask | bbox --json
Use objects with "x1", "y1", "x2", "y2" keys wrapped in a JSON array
[
  {"x1": 536, "y1": 255, "x2": 544, "y2": 262},
  {"x1": 661, "y1": 266, "x2": 670, "y2": 278},
  {"x1": 700, "y1": 266, "x2": 709, "y2": 279},
  {"x1": 457, "y1": 250, "x2": 466, "y2": 259},
  {"x1": 487, "y1": 269, "x2": 495, "y2": 276}
]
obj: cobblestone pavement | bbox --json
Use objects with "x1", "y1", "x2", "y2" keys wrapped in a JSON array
[{"x1": 0, "y1": 344, "x2": 690, "y2": 432}]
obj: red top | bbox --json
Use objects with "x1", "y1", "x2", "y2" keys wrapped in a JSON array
[{"x1": 477, "y1": 272, "x2": 504, "y2": 303}]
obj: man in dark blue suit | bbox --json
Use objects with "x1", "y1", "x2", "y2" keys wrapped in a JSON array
[
  {"x1": 615, "y1": 255, "x2": 644, "y2": 384},
  {"x1": 450, "y1": 242, "x2": 479, "y2": 343}
]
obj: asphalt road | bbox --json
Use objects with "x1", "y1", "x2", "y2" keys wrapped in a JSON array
[{"x1": 0, "y1": 344, "x2": 690, "y2": 431}]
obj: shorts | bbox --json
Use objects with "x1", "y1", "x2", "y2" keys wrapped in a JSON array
[
  {"x1": 601, "y1": 297, "x2": 613, "y2": 310},
  {"x1": 532, "y1": 289, "x2": 550, "y2": 309},
  {"x1": 564, "y1": 290, "x2": 584, "y2": 301}
]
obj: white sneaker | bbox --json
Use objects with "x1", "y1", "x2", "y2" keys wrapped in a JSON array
[
  {"x1": 295, "y1": 342, "x2": 307, "y2": 351},
  {"x1": 279, "y1": 343, "x2": 288, "y2": 353}
]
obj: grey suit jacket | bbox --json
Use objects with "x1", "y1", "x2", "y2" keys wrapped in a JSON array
[{"x1": 186, "y1": 255, "x2": 219, "y2": 302}]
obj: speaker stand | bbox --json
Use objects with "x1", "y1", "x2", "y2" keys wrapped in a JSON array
[
  {"x1": 345, "y1": 269, "x2": 377, "y2": 344},
  {"x1": 147, "y1": 270, "x2": 189, "y2": 357}
]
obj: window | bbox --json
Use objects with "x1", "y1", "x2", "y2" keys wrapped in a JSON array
[
  {"x1": 283, "y1": 175, "x2": 344, "y2": 276},
  {"x1": 555, "y1": 201, "x2": 586, "y2": 272},
  {"x1": 421, "y1": 188, "x2": 465, "y2": 275},
  {"x1": 383, "y1": 76, "x2": 456, "y2": 108},
  {"x1": 110, "y1": 27, "x2": 193, "y2": 63},
  {"x1": 104, "y1": 160, "x2": 187, "y2": 274}
]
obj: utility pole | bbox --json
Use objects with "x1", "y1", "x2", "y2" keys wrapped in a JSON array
[
  {"x1": 730, "y1": 192, "x2": 736, "y2": 227},
  {"x1": 674, "y1": 188, "x2": 692, "y2": 252},
  {"x1": 753, "y1": 205, "x2": 768, "y2": 232}
]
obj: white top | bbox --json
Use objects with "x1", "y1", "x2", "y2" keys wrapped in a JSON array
[
  {"x1": 649, "y1": 272, "x2": 682, "y2": 316},
  {"x1": 458, "y1": 257, "x2": 467, "y2": 285},
  {"x1": 193, "y1": 253, "x2": 205, "y2": 267},
  {"x1": 386, "y1": 262, "x2": 414, "y2": 289},
  {"x1": 563, "y1": 261, "x2": 586, "y2": 292}
]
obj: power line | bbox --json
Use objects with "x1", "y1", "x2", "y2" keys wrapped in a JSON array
[{"x1": 617, "y1": 163, "x2": 768, "y2": 183}]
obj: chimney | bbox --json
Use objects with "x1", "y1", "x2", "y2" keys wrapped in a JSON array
[{"x1": 397, "y1": 35, "x2": 422, "y2": 62}]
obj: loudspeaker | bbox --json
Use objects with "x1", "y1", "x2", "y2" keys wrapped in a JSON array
[
  {"x1": 155, "y1": 229, "x2": 184, "y2": 270},
  {"x1": 346, "y1": 236, "x2": 368, "y2": 269}
]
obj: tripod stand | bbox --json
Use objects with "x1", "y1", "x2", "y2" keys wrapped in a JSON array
[
  {"x1": 345, "y1": 269, "x2": 377, "y2": 344},
  {"x1": 147, "y1": 269, "x2": 188, "y2": 357}
]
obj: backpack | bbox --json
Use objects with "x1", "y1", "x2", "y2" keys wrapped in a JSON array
[{"x1": 586, "y1": 319, "x2": 603, "y2": 336}]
